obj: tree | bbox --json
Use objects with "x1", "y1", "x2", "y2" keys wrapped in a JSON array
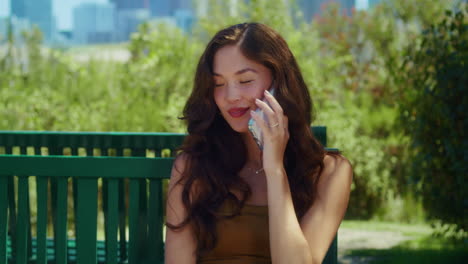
[{"x1": 396, "y1": 5, "x2": 467, "y2": 232}]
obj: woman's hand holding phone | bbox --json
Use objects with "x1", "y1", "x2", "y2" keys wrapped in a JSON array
[
  {"x1": 248, "y1": 88, "x2": 275, "y2": 150},
  {"x1": 249, "y1": 88, "x2": 290, "y2": 173}
]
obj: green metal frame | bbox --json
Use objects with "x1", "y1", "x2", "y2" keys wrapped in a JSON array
[{"x1": 0, "y1": 127, "x2": 337, "y2": 264}]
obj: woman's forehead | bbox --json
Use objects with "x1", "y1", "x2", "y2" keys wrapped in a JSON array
[{"x1": 213, "y1": 46, "x2": 265, "y2": 76}]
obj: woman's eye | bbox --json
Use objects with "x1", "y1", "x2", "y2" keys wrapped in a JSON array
[
  {"x1": 215, "y1": 83, "x2": 224, "y2": 87},
  {"x1": 240, "y1": 80, "x2": 253, "y2": 84}
]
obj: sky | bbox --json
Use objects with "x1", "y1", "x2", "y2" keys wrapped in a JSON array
[{"x1": 0, "y1": 0, "x2": 368, "y2": 31}]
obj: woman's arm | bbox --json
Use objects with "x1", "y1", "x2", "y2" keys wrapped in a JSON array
[
  {"x1": 266, "y1": 155, "x2": 352, "y2": 264},
  {"x1": 165, "y1": 155, "x2": 197, "y2": 264},
  {"x1": 252, "y1": 90, "x2": 353, "y2": 264}
]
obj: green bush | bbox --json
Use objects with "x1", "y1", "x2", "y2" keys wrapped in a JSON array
[{"x1": 396, "y1": 5, "x2": 467, "y2": 231}]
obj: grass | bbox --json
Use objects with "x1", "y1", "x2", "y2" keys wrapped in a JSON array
[
  {"x1": 340, "y1": 220, "x2": 467, "y2": 264},
  {"x1": 341, "y1": 220, "x2": 432, "y2": 237},
  {"x1": 346, "y1": 237, "x2": 467, "y2": 264}
]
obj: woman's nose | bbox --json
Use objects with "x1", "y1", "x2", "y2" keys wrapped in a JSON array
[{"x1": 225, "y1": 83, "x2": 241, "y2": 102}]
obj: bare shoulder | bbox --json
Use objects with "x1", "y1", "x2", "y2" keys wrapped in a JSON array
[
  {"x1": 167, "y1": 153, "x2": 200, "y2": 207},
  {"x1": 166, "y1": 153, "x2": 192, "y2": 225},
  {"x1": 318, "y1": 154, "x2": 353, "y2": 190},
  {"x1": 323, "y1": 154, "x2": 352, "y2": 173},
  {"x1": 165, "y1": 152, "x2": 197, "y2": 263},
  {"x1": 170, "y1": 153, "x2": 189, "y2": 182}
]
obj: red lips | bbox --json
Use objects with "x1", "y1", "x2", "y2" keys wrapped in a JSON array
[{"x1": 228, "y1": 107, "x2": 250, "y2": 118}]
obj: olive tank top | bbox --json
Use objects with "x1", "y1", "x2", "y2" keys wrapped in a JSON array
[{"x1": 197, "y1": 201, "x2": 271, "y2": 264}]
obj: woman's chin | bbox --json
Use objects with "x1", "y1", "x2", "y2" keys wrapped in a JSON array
[{"x1": 228, "y1": 123, "x2": 249, "y2": 133}]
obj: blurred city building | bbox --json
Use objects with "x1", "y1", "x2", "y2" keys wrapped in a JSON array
[
  {"x1": 169, "y1": 0, "x2": 194, "y2": 33},
  {"x1": 2, "y1": 0, "x2": 387, "y2": 46},
  {"x1": 298, "y1": 0, "x2": 357, "y2": 22},
  {"x1": 110, "y1": 0, "x2": 151, "y2": 41},
  {"x1": 174, "y1": 9, "x2": 194, "y2": 33},
  {"x1": 110, "y1": 0, "x2": 149, "y2": 9},
  {"x1": 11, "y1": 0, "x2": 26, "y2": 18},
  {"x1": 73, "y1": 2, "x2": 116, "y2": 45},
  {"x1": 0, "y1": 16, "x2": 31, "y2": 43},
  {"x1": 150, "y1": 0, "x2": 171, "y2": 17},
  {"x1": 171, "y1": 0, "x2": 192, "y2": 11},
  {"x1": 116, "y1": 8, "x2": 151, "y2": 41},
  {"x1": 10, "y1": 0, "x2": 55, "y2": 43}
]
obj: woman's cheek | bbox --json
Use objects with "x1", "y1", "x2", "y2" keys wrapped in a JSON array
[
  {"x1": 213, "y1": 87, "x2": 224, "y2": 104},
  {"x1": 254, "y1": 86, "x2": 265, "y2": 99}
]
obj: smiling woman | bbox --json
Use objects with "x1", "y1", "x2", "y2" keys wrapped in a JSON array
[
  {"x1": 213, "y1": 45, "x2": 273, "y2": 133},
  {"x1": 165, "y1": 22, "x2": 353, "y2": 264}
]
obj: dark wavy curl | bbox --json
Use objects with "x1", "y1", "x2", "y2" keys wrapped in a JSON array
[{"x1": 166, "y1": 22, "x2": 336, "y2": 258}]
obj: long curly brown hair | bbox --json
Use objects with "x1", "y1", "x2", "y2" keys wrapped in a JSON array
[{"x1": 167, "y1": 22, "x2": 332, "y2": 257}]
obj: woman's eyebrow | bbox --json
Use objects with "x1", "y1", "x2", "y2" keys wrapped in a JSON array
[{"x1": 213, "y1": 68, "x2": 258, "y2": 76}]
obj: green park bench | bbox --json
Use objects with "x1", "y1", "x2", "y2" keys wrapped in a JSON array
[{"x1": 0, "y1": 127, "x2": 338, "y2": 264}]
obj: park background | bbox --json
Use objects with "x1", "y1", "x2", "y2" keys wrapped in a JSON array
[{"x1": 0, "y1": 0, "x2": 466, "y2": 263}]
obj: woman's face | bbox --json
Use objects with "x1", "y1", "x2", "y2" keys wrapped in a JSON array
[{"x1": 213, "y1": 45, "x2": 273, "y2": 133}]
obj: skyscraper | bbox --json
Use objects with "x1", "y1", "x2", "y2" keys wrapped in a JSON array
[
  {"x1": 73, "y1": 2, "x2": 116, "y2": 44},
  {"x1": 174, "y1": 9, "x2": 194, "y2": 32},
  {"x1": 166, "y1": 0, "x2": 191, "y2": 12},
  {"x1": 110, "y1": 0, "x2": 149, "y2": 10},
  {"x1": 150, "y1": 0, "x2": 171, "y2": 17},
  {"x1": 10, "y1": 0, "x2": 53, "y2": 41},
  {"x1": 109, "y1": 0, "x2": 151, "y2": 41},
  {"x1": 11, "y1": 0, "x2": 26, "y2": 18}
]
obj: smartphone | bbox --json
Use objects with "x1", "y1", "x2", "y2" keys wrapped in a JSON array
[{"x1": 248, "y1": 85, "x2": 275, "y2": 150}]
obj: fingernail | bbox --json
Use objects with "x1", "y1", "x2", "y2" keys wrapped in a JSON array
[
  {"x1": 255, "y1": 98, "x2": 261, "y2": 103},
  {"x1": 264, "y1": 90, "x2": 270, "y2": 95}
]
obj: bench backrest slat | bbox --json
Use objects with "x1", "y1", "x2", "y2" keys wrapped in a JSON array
[
  {"x1": 104, "y1": 178, "x2": 119, "y2": 264},
  {"x1": 36, "y1": 176, "x2": 48, "y2": 264},
  {"x1": 54, "y1": 177, "x2": 69, "y2": 264},
  {"x1": 76, "y1": 178, "x2": 99, "y2": 264},
  {"x1": 128, "y1": 179, "x2": 142, "y2": 263},
  {"x1": 0, "y1": 177, "x2": 8, "y2": 264},
  {"x1": 16, "y1": 176, "x2": 29, "y2": 264},
  {"x1": 148, "y1": 179, "x2": 164, "y2": 262},
  {"x1": 0, "y1": 127, "x2": 336, "y2": 264}
]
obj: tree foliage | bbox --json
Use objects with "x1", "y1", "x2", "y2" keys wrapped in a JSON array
[{"x1": 396, "y1": 5, "x2": 467, "y2": 231}]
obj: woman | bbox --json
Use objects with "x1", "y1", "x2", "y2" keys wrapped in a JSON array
[{"x1": 165, "y1": 22, "x2": 352, "y2": 264}]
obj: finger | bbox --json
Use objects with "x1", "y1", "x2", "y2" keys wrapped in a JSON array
[
  {"x1": 264, "y1": 90, "x2": 284, "y2": 117},
  {"x1": 255, "y1": 98, "x2": 278, "y2": 127},
  {"x1": 250, "y1": 110, "x2": 271, "y2": 137},
  {"x1": 254, "y1": 98, "x2": 274, "y2": 115},
  {"x1": 263, "y1": 90, "x2": 284, "y2": 128}
]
